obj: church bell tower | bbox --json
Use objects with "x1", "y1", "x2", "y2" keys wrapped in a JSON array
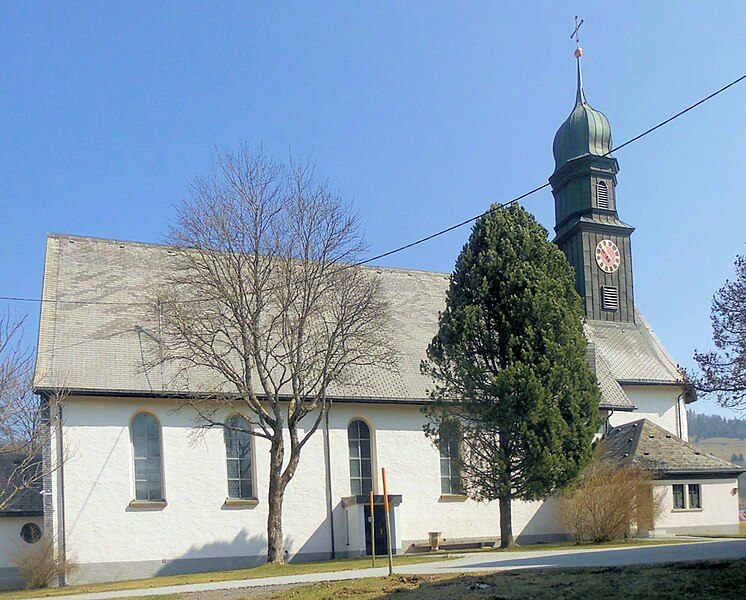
[{"x1": 550, "y1": 45, "x2": 635, "y2": 323}]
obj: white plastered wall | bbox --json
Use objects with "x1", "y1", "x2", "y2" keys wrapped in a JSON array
[
  {"x1": 609, "y1": 385, "x2": 687, "y2": 439},
  {"x1": 55, "y1": 396, "x2": 566, "y2": 575},
  {"x1": 0, "y1": 516, "x2": 44, "y2": 569},
  {"x1": 653, "y1": 478, "x2": 740, "y2": 535},
  {"x1": 57, "y1": 396, "x2": 332, "y2": 567},
  {"x1": 325, "y1": 403, "x2": 563, "y2": 552}
]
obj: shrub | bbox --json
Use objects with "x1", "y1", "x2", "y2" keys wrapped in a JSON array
[
  {"x1": 11, "y1": 534, "x2": 76, "y2": 589},
  {"x1": 559, "y1": 459, "x2": 663, "y2": 543}
]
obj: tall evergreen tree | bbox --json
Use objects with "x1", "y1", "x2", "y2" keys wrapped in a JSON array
[{"x1": 422, "y1": 204, "x2": 600, "y2": 547}]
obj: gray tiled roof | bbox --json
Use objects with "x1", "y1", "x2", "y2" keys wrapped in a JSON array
[
  {"x1": 598, "y1": 419, "x2": 744, "y2": 476},
  {"x1": 34, "y1": 234, "x2": 447, "y2": 401},
  {"x1": 587, "y1": 347, "x2": 633, "y2": 410},
  {"x1": 34, "y1": 234, "x2": 681, "y2": 409},
  {"x1": 584, "y1": 313, "x2": 682, "y2": 384},
  {"x1": 0, "y1": 453, "x2": 43, "y2": 517}
]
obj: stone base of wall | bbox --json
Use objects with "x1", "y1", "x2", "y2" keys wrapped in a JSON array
[
  {"x1": 66, "y1": 550, "x2": 334, "y2": 587},
  {"x1": 652, "y1": 523, "x2": 742, "y2": 537},
  {"x1": 0, "y1": 567, "x2": 25, "y2": 591}
]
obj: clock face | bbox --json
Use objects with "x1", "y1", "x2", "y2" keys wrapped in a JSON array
[{"x1": 595, "y1": 239, "x2": 621, "y2": 273}]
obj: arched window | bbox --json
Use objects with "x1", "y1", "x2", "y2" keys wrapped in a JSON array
[
  {"x1": 348, "y1": 419, "x2": 372, "y2": 495},
  {"x1": 596, "y1": 180, "x2": 609, "y2": 209},
  {"x1": 224, "y1": 416, "x2": 254, "y2": 499},
  {"x1": 131, "y1": 413, "x2": 164, "y2": 501}
]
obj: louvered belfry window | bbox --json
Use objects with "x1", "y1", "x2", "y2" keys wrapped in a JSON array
[
  {"x1": 596, "y1": 180, "x2": 609, "y2": 209},
  {"x1": 601, "y1": 286, "x2": 619, "y2": 311}
]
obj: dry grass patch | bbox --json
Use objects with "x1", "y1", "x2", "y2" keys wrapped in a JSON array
[{"x1": 272, "y1": 559, "x2": 746, "y2": 599}]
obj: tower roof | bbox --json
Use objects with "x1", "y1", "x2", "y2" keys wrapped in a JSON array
[{"x1": 552, "y1": 49, "x2": 613, "y2": 171}]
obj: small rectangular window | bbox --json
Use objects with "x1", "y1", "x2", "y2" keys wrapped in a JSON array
[
  {"x1": 673, "y1": 483, "x2": 702, "y2": 509},
  {"x1": 672, "y1": 484, "x2": 685, "y2": 509}
]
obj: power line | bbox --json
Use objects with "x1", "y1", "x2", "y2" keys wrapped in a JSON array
[
  {"x1": 352, "y1": 72, "x2": 746, "y2": 267},
  {"x1": 2, "y1": 71, "x2": 745, "y2": 304}
]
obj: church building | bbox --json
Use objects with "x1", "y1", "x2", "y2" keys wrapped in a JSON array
[{"x1": 0, "y1": 49, "x2": 740, "y2": 588}]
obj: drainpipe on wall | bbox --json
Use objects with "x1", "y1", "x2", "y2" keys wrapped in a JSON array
[
  {"x1": 56, "y1": 402, "x2": 67, "y2": 587},
  {"x1": 676, "y1": 393, "x2": 683, "y2": 439},
  {"x1": 323, "y1": 403, "x2": 336, "y2": 559}
]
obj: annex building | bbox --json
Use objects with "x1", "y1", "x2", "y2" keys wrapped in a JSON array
[{"x1": 0, "y1": 51, "x2": 741, "y2": 588}]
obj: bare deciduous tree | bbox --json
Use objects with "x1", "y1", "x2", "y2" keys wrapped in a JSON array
[
  {"x1": 150, "y1": 148, "x2": 394, "y2": 564},
  {"x1": 692, "y1": 252, "x2": 746, "y2": 410},
  {"x1": 0, "y1": 312, "x2": 65, "y2": 512}
]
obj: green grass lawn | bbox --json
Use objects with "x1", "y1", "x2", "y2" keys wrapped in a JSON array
[{"x1": 0, "y1": 554, "x2": 454, "y2": 600}]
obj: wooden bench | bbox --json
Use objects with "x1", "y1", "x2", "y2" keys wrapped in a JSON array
[{"x1": 407, "y1": 538, "x2": 497, "y2": 553}]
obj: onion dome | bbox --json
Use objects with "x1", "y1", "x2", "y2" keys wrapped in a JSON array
[{"x1": 552, "y1": 48, "x2": 613, "y2": 170}]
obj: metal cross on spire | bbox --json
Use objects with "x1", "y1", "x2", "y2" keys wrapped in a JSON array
[{"x1": 570, "y1": 15, "x2": 584, "y2": 48}]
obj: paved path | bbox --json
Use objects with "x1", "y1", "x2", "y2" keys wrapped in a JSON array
[{"x1": 24, "y1": 539, "x2": 746, "y2": 600}]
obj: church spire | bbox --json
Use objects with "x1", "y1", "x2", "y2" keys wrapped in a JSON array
[
  {"x1": 552, "y1": 41, "x2": 613, "y2": 172},
  {"x1": 572, "y1": 16, "x2": 585, "y2": 105},
  {"x1": 575, "y1": 47, "x2": 585, "y2": 105},
  {"x1": 549, "y1": 26, "x2": 636, "y2": 324}
]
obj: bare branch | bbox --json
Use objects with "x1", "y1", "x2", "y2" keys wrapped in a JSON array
[{"x1": 141, "y1": 147, "x2": 395, "y2": 564}]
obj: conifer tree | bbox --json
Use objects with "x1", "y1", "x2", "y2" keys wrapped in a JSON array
[{"x1": 422, "y1": 204, "x2": 600, "y2": 547}]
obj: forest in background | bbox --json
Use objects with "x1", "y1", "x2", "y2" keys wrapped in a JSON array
[{"x1": 688, "y1": 411, "x2": 746, "y2": 441}]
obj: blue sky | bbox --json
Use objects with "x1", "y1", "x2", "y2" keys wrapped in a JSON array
[{"x1": 2, "y1": 2, "x2": 745, "y2": 417}]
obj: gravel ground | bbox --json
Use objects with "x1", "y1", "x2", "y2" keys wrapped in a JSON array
[{"x1": 171, "y1": 583, "x2": 301, "y2": 600}]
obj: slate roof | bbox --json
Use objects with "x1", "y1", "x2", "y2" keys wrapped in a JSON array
[
  {"x1": 584, "y1": 312, "x2": 683, "y2": 385},
  {"x1": 34, "y1": 234, "x2": 685, "y2": 410},
  {"x1": 598, "y1": 419, "x2": 744, "y2": 477},
  {"x1": 0, "y1": 453, "x2": 43, "y2": 517}
]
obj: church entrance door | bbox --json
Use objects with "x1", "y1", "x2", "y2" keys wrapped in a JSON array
[{"x1": 364, "y1": 503, "x2": 389, "y2": 555}]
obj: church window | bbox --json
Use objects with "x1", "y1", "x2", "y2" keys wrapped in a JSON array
[
  {"x1": 596, "y1": 181, "x2": 609, "y2": 209},
  {"x1": 672, "y1": 483, "x2": 701, "y2": 510},
  {"x1": 348, "y1": 419, "x2": 372, "y2": 495},
  {"x1": 131, "y1": 413, "x2": 164, "y2": 502},
  {"x1": 20, "y1": 523, "x2": 41, "y2": 544},
  {"x1": 224, "y1": 416, "x2": 254, "y2": 500},
  {"x1": 439, "y1": 423, "x2": 463, "y2": 495}
]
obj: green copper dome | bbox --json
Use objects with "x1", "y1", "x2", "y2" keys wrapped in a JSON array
[{"x1": 552, "y1": 59, "x2": 613, "y2": 170}]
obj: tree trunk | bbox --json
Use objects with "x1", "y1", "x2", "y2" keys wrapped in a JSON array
[
  {"x1": 266, "y1": 434, "x2": 286, "y2": 564},
  {"x1": 499, "y1": 495, "x2": 516, "y2": 548}
]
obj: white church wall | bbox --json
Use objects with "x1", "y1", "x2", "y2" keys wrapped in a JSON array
[
  {"x1": 0, "y1": 516, "x2": 44, "y2": 567},
  {"x1": 54, "y1": 395, "x2": 568, "y2": 583},
  {"x1": 57, "y1": 395, "x2": 333, "y2": 583},
  {"x1": 0, "y1": 516, "x2": 44, "y2": 589},
  {"x1": 610, "y1": 385, "x2": 685, "y2": 438},
  {"x1": 325, "y1": 404, "x2": 565, "y2": 552},
  {"x1": 653, "y1": 478, "x2": 740, "y2": 536}
]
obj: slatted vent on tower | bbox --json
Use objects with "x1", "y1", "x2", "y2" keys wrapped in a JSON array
[
  {"x1": 601, "y1": 285, "x2": 619, "y2": 311},
  {"x1": 596, "y1": 180, "x2": 609, "y2": 209}
]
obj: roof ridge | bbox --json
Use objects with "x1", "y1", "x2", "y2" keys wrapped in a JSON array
[{"x1": 44, "y1": 233, "x2": 451, "y2": 277}]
